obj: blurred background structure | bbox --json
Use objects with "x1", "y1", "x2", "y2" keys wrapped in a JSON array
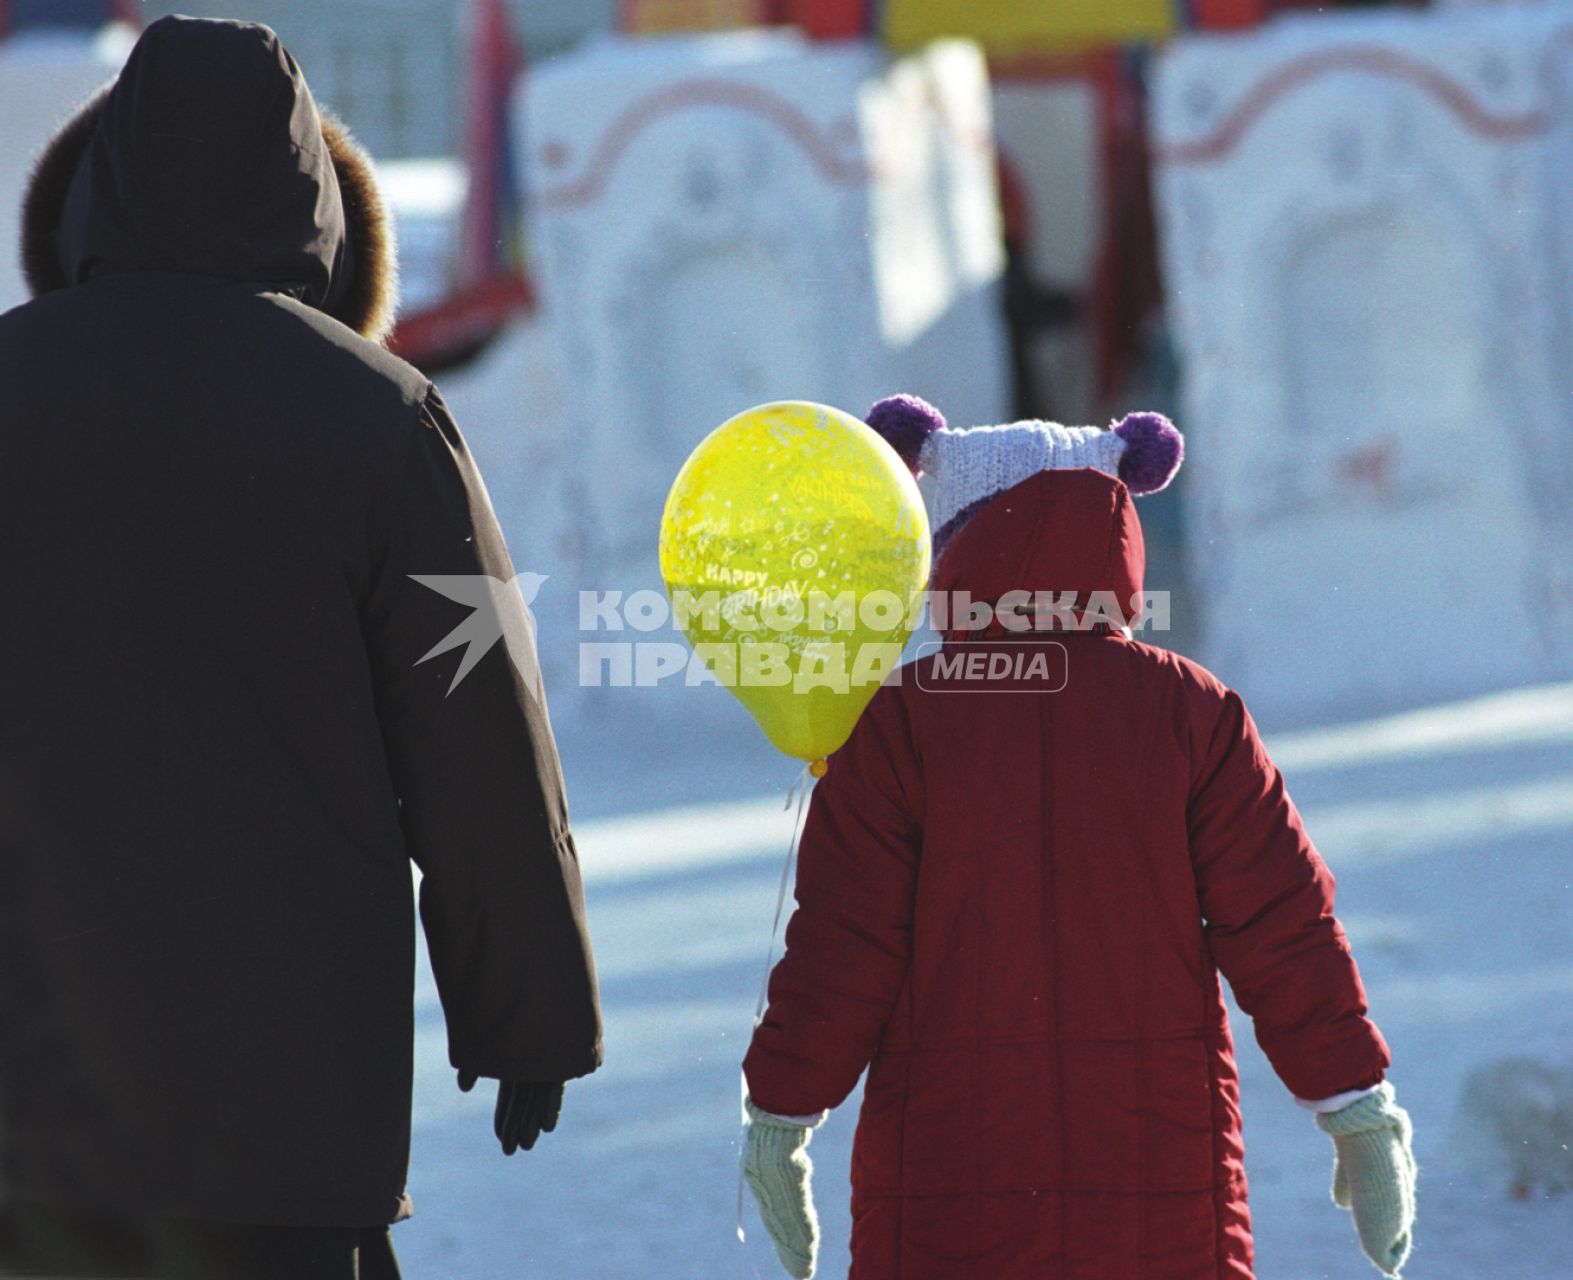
[
  {"x1": 3, "y1": 2, "x2": 1573, "y2": 1276},
  {"x1": 13, "y1": 0, "x2": 1565, "y2": 728}
]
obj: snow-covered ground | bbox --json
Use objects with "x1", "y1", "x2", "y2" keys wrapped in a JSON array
[{"x1": 391, "y1": 680, "x2": 1573, "y2": 1279}]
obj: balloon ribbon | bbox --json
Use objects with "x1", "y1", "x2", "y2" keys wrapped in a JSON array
[{"x1": 736, "y1": 761, "x2": 817, "y2": 1248}]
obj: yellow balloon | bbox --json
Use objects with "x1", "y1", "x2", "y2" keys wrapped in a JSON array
[{"x1": 659, "y1": 401, "x2": 931, "y2": 762}]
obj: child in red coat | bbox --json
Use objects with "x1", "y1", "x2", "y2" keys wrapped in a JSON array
[{"x1": 741, "y1": 398, "x2": 1415, "y2": 1280}]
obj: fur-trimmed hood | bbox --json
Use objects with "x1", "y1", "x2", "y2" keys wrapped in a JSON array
[{"x1": 19, "y1": 15, "x2": 396, "y2": 344}]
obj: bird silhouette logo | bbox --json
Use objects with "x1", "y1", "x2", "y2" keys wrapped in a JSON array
[{"x1": 408, "y1": 572, "x2": 549, "y2": 697}]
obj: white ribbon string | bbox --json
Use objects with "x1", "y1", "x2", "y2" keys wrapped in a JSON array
[
  {"x1": 737, "y1": 762, "x2": 816, "y2": 1249},
  {"x1": 756, "y1": 764, "x2": 814, "y2": 1024}
]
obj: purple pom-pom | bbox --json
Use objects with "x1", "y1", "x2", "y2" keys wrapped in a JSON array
[
  {"x1": 866, "y1": 394, "x2": 945, "y2": 476},
  {"x1": 1112, "y1": 411, "x2": 1183, "y2": 496}
]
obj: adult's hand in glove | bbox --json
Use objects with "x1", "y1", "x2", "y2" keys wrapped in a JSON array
[
  {"x1": 1316, "y1": 1082, "x2": 1417, "y2": 1276},
  {"x1": 458, "y1": 1071, "x2": 564, "y2": 1155},
  {"x1": 744, "y1": 1100, "x2": 821, "y2": 1279}
]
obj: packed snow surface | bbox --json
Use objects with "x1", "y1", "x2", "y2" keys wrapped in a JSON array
[{"x1": 396, "y1": 681, "x2": 1573, "y2": 1278}]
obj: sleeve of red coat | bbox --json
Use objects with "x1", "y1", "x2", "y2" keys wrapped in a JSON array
[
  {"x1": 361, "y1": 383, "x2": 602, "y2": 1084},
  {"x1": 744, "y1": 686, "x2": 924, "y2": 1117},
  {"x1": 1188, "y1": 686, "x2": 1389, "y2": 1101}
]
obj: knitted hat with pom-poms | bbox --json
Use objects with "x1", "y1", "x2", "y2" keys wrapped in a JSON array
[{"x1": 865, "y1": 396, "x2": 1183, "y2": 555}]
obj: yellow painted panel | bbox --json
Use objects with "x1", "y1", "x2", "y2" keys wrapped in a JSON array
[
  {"x1": 884, "y1": 0, "x2": 1176, "y2": 53},
  {"x1": 623, "y1": 0, "x2": 770, "y2": 33}
]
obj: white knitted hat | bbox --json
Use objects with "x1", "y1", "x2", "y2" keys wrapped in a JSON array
[
  {"x1": 864, "y1": 395, "x2": 1184, "y2": 551},
  {"x1": 918, "y1": 421, "x2": 1130, "y2": 536}
]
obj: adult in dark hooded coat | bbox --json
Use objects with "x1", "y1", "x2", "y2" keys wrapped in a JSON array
[{"x1": 0, "y1": 16, "x2": 602, "y2": 1278}]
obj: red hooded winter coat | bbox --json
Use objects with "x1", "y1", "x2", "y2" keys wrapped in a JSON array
[{"x1": 743, "y1": 468, "x2": 1390, "y2": 1279}]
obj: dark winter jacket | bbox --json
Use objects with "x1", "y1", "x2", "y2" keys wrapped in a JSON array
[
  {"x1": 0, "y1": 17, "x2": 601, "y2": 1227},
  {"x1": 743, "y1": 468, "x2": 1390, "y2": 1279}
]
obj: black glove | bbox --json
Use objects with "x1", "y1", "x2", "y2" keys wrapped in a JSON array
[{"x1": 457, "y1": 1071, "x2": 565, "y2": 1156}]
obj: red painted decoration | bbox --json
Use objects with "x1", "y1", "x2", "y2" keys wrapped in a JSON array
[
  {"x1": 780, "y1": 0, "x2": 869, "y2": 40},
  {"x1": 1189, "y1": 0, "x2": 1267, "y2": 31}
]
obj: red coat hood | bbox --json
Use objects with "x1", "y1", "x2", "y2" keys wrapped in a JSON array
[{"x1": 930, "y1": 467, "x2": 1145, "y2": 624}]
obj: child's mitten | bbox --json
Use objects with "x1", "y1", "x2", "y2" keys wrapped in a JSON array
[
  {"x1": 744, "y1": 1100, "x2": 822, "y2": 1278},
  {"x1": 1316, "y1": 1083, "x2": 1417, "y2": 1276}
]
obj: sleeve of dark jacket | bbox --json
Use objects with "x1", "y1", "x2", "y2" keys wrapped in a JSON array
[
  {"x1": 362, "y1": 383, "x2": 602, "y2": 1083},
  {"x1": 743, "y1": 686, "x2": 923, "y2": 1116},
  {"x1": 1187, "y1": 685, "x2": 1389, "y2": 1101}
]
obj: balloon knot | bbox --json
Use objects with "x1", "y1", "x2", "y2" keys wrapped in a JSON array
[{"x1": 809, "y1": 758, "x2": 828, "y2": 778}]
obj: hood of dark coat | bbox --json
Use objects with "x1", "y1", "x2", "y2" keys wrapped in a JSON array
[
  {"x1": 931, "y1": 467, "x2": 1145, "y2": 623},
  {"x1": 19, "y1": 15, "x2": 397, "y2": 343}
]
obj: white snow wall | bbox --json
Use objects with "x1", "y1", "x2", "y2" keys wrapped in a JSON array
[
  {"x1": 446, "y1": 32, "x2": 1009, "y2": 722},
  {"x1": 1153, "y1": 8, "x2": 1573, "y2": 723}
]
